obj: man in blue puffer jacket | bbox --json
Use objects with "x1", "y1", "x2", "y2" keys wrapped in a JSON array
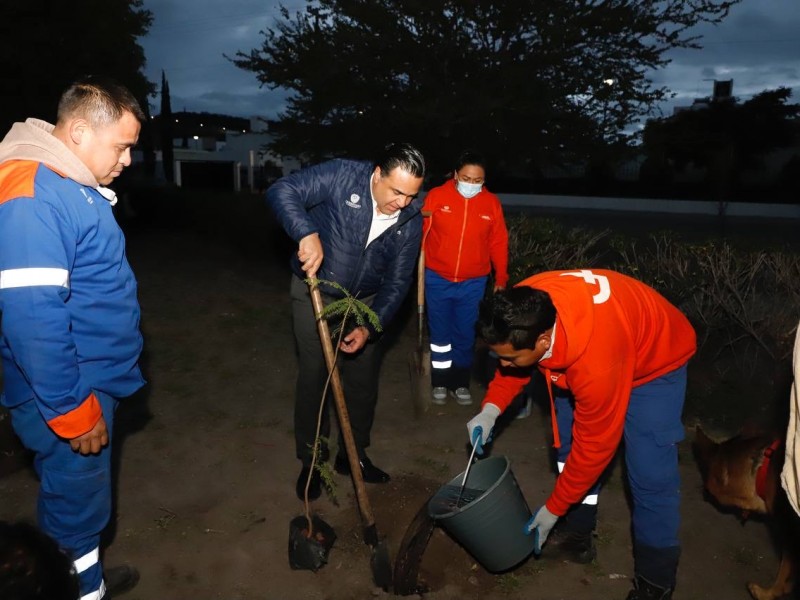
[
  {"x1": 268, "y1": 142, "x2": 426, "y2": 500},
  {"x1": 0, "y1": 79, "x2": 145, "y2": 599}
]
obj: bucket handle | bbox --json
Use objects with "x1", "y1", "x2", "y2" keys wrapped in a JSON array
[{"x1": 456, "y1": 442, "x2": 480, "y2": 506}]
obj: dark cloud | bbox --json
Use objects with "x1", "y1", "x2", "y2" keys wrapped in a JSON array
[
  {"x1": 655, "y1": 0, "x2": 800, "y2": 114},
  {"x1": 140, "y1": 0, "x2": 304, "y2": 118},
  {"x1": 140, "y1": 0, "x2": 800, "y2": 120},
  {"x1": 169, "y1": 88, "x2": 291, "y2": 120}
]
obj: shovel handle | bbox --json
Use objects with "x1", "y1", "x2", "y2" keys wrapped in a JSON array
[
  {"x1": 417, "y1": 250, "x2": 425, "y2": 308},
  {"x1": 416, "y1": 250, "x2": 425, "y2": 348},
  {"x1": 417, "y1": 210, "x2": 431, "y2": 312},
  {"x1": 309, "y1": 282, "x2": 377, "y2": 529},
  {"x1": 417, "y1": 210, "x2": 431, "y2": 348}
]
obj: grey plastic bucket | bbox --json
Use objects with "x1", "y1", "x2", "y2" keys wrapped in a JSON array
[{"x1": 427, "y1": 455, "x2": 535, "y2": 572}]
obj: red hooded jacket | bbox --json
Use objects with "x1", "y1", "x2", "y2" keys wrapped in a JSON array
[{"x1": 482, "y1": 269, "x2": 696, "y2": 515}]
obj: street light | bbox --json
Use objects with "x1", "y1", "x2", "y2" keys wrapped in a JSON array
[{"x1": 600, "y1": 78, "x2": 616, "y2": 140}]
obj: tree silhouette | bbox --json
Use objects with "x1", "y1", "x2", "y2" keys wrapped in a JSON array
[
  {"x1": 642, "y1": 87, "x2": 800, "y2": 202},
  {"x1": 160, "y1": 71, "x2": 175, "y2": 183},
  {"x1": 0, "y1": 0, "x2": 153, "y2": 132},
  {"x1": 230, "y1": 0, "x2": 739, "y2": 177}
]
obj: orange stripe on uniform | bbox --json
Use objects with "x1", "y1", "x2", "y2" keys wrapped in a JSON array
[
  {"x1": 47, "y1": 392, "x2": 103, "y2": 439},
  {"x1": 0, "y1": 161, "x2": 39, "y2": 205}
]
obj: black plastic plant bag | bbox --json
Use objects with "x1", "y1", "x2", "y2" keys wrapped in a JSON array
[{"x1": 288, "y1": 515, "x2": 337, "y2": 571}]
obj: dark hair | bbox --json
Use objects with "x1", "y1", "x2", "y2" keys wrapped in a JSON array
[
  {"x1": 0, "y1": 521, "x2": 80, "y2": 600},
  {"x1": 455, "y1": 150, "x2": 486, "y2": 172},
  {"x1": 478, "y1": 287, "x2": 556, "y2": 350},
  {"x1": 375, "y1": 142, "x2": 426, "y2": 179},
  {"x1": 57, "y1": 78, "x2": 145, "y2": 128}
]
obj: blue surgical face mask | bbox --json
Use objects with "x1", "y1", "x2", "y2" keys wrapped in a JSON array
[{"x1": 456, "y1": 180, "x2": 482, "y2": 199}]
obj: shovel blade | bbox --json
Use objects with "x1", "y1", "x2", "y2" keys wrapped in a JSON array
[
  {"x1": 408, "y1": 349, "x2": 431, "y2": 418},
  {"x1": 371, "y1": 539, "x2": 393, "y2": 591},
  {"x1": 364, "y1": 523, "x2": 393, "y2": 590}
]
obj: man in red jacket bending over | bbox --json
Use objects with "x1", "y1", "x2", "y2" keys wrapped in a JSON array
[{"x1": 467, "y1": 269, "x2": 696, "y2": 600}]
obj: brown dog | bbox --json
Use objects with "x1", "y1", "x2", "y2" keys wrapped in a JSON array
[{"x1": 694, "y1": 426, "x2": 798, "y2": 600}]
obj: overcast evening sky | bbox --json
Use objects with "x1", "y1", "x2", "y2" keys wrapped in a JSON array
[{"x1": 139, "y1": 0, "x2": 800, "y2": 124}]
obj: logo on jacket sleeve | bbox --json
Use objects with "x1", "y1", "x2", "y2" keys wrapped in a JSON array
[{"x1": 345, "y1": 194, "x2": 361, "y2": 209}]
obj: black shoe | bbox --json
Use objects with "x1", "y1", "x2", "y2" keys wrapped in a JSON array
[
  {"x1": 103, "y1": 564, "x2": 140, "y2": 598},
  {"x1": 544, "y1": 527, "x2": 597, "y2": 564},
  {"x1": 296, "y1": 465, "x2": 321, "y2": 501},
  {"x1": 334, "y1": 454, "x2": 390, "y2": 483},
  {"x1": 626, "y1": 576, "x2": 673, "y2": 600}
]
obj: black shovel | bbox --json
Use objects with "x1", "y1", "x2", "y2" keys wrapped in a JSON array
[{"x1": 309, "y1": 281, "x2": 393, "y2": 590}]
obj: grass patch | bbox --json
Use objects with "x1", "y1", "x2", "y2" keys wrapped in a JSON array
[{"x1": 496, "y1": 572, "x2": 522, "y2": 594}]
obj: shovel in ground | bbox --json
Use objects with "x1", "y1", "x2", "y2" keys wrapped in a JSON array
[{"x1": 308, "y1": 281, "x2": 393, "y2": 590}]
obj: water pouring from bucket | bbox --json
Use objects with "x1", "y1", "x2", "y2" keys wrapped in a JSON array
[{"x1": 427, "y1": 455, "x2": 536, "y2": 573}]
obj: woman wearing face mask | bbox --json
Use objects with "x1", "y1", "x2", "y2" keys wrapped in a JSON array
[{"x1": 422, "y1": 150, "x2": 509, "y2": 405}]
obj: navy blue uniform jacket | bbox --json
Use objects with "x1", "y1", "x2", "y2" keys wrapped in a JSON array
[{"x1": 267, "y1": 159, "x2": 423, "y2": 334}]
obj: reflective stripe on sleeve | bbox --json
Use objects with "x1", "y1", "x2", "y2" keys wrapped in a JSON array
[
  {"x1": 430, "y1": 343, "x2": 451, "y2": 353},
  {"x1": 0, "y1": 267, "x2": 69, "y2": 289},
  {"x1": 431, "y1": 360, "x2": 452, "y2": 369}
]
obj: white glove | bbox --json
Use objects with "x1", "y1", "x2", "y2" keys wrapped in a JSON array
[
  {"x1": 466, "y1": 403, "x2": 502, "y2": 455},
  {"x1": 525, "y1": 505, "x2": 559, "y2": 554}
]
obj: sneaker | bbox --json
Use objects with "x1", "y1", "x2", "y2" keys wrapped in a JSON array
[
  {"x1": 453, "y1": 387, "x2": 472, "y2": 405},
  {"x1": 544, "y1": 528, "x2": 597, "y2": 564},
  {"x1": 431, "y1": 387, "x2": 448, "y2": 405}
]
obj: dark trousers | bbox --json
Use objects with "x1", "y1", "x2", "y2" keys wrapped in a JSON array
[
  {"x1": 555, "y1": 390, "x2": 601, "y2": 533},
  {"x1": 290, "y1": 276, "x2": 382, "y2": 465},
  {"x1": 555, "y1": 364, "x2": 687, "y2": 588},
  {"x1": 625, "y1": 365, "x2": 687, "y2": 588}
]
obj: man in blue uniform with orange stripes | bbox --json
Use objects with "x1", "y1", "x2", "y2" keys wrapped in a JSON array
[{"x1": 0, "y1": 79, "x2": 145, "y2": 599}]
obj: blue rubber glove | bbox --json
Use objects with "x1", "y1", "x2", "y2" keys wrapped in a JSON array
[
  {"x1": 524, "y1": 505, "x2": 559, "y2": 555},
  {"x1": 466, "y1": 404, "x2": 501, "y2": 456}
]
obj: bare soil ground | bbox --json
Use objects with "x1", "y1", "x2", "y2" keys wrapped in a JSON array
[{"x1": 0, "y1": 208, "x2": 789, "y2": 600}]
